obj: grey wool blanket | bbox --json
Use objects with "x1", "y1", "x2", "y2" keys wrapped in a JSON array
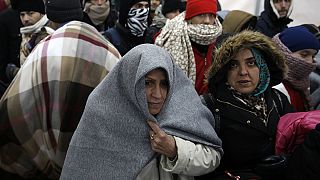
[{"x1": 60, "y1": 44, "x2": 222, "y2": 179}]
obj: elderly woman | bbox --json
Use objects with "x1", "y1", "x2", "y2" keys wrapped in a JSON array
[
  {"x1": 198, "y1": 31, "x2": 294, "y2": 179},
  {"x1": 60, "y1": 44, "x2": 223, "y2": 179}
]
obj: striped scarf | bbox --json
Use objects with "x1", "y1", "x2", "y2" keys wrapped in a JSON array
[{"x1": 127, "y1": 8, "x2": 149, "y2": 37}]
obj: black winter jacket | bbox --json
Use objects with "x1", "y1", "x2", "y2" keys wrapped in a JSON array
[{"x1": 254, "y1": 0, "x2": 292, "y2": 37}]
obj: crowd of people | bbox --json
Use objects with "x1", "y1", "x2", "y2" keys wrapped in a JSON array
[{"x1": 0, "y1": 0, "x2": 319, "y2": 179}]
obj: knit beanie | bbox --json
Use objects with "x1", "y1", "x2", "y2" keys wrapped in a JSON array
[
  {"x1": 278, "y1": 26, "x2": 320, "y2": 53},
  {"x1": 16, "y1": 0, "x2": 45, "y2": 14},
  {"x1": 185, "y1": 0, "x2": 217, "y2": 20},
  {"x1": 46, "y1": 0, "x2": 83, "y2": 23},
  {"x1": 162, "y1": 0, "x2": 180, "y2": 16},
  {"x1": 301, "y1": 24, "x2": 320, "y2": 42}
]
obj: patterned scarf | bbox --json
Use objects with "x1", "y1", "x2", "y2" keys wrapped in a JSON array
[
  {"x1": 273, "y1": 34, "x2": 316, "y2": 97},
  {"x1": 228, "y1": 84, "x2": 268, "y2": 126},
  {"x1": 155, "y1": 12, "x2": 222, "y2": 84},
  {"x1": 251, "y1": 48, "x2": 270, "y2": 96},
  {"x1": 127, "y1": 8, "x2": 149, "y2": 37},
  {"x1": 84, "y1": 1, "x2": 110, "y2": 26}
]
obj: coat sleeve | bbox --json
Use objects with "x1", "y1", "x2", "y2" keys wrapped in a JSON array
[{"x1": 159, "y1": 136, "x2": 221, "y2": 176}]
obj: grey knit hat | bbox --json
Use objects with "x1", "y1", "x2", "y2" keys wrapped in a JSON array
[{"x1": 46, "y1": 0, "x2": 83, "y2": 23}]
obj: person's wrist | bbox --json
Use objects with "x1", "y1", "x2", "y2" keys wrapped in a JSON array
[
  {"x1": 168, "y1": 135, "x2": 177, "y2": 160},
  {"x1": 168, "y1": 154, "x2": 177, "y2": 161}
]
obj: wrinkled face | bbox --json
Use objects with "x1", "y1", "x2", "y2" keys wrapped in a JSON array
[
  {"x1": 165, "y1": 10, "x2": 180, "y2": 20},
  {"x1": 189, "y1": 13, "x2": 216, "y2": 25},
  {"x1": 90, "y1": 0, "x2": 107, "y2": 6},
  {"x1": 227, "y1": 48, "x2": 260, "y2": 94},
  {"x1": 272, "y1": 0, "x2": 292, "y2": 18},
  {"x1": 131, "y1": 1, "x2": 149, "y2": 9},
  {"x1": 20, "y1": 11, "x2": 43, "y2": 26},
  {"x1": 150, "y1": 0, "x2": 161, "y2": 11},
  {"x1": 292, "y1": 49, "x2": 317, "y2": 64},
  {"x1": 145, "y1": 68, "x2": 169, "y2": 115}
]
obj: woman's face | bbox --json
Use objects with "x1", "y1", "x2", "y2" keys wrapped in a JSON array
[
  {"x1": 227, "y1": 48, "x2": 260, "y2": 94},
  {"x1": 292, "y1": 49, "x2": 317, "y2": 64},
  {"x1": 145, "y1": 69, "x2": 169, "y2": 115}
]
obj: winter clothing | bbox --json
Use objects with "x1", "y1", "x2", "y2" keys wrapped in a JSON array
[
  {"x1": 282, "y1": 81, "x2": 310, "y2": 112},
  {"x1": 82, "y1": 0, "x2": 118, "y2": 33},
  {"x1": 155, "y1": 12, "x2": 222, "y2": 95},
  {"x1": 303, "y1": 24, "x2": 320, "y2": 109},
  {"x1": 60, "y1": 44, "x2": 222, "y2": 179},
  {"x1": 185, "y1": 0, "x2": 217, "y2": 20},
  {"x1": 105, "y1": 22, "x2": 147, "y2": 56},
  {"x1": 276, "y1": 110, "x2": 320, "y2": 155},
  {"x1": 278, "y1": 26, "x2": 319, "y2": 53},
  {"x1": 255, "y1": 0, "x2": 293, "y2": 37},
  {"x1": 46, "y1": 0, "x2": 83, "y2": 23},
  {"x1": 118, "y1": 0, "x2": 150, "y2": 26},
  {"x1": 16, "y1": 0, "x2": 45, "y2": 14},
  {"x1": 127, "y1": 7, "x2": 149, "y2": 37},
  {"x1": 161, "y1": 0, "x2": 180, "y2": 16},
  {"x1": 301, "y1": 24, "x2": 320, "y2": 41},
  {"x1": 272, "y1": 27, "x2": 319, "y2": 111},
  {"x1": 0, "y1": 21, "x2": 120, "y2": 178},
  {"x1": 285, "y1": 123, "x2": 320, "y2": 180},
  {"x1": 104, "y1": 0, "x2": 150, "y2": 55},
  {"x1": 199, "y1": 31, "x2": 294, "y2": 179},
  {"x1": 144, "y1": 6, "x2": 166, "y2": 44},
  {"x1": 19, "y1": 15, "x2": 56, "y2": 66},
  {"x1": 222, "y1": 10, "x2": 257, "y2": 34},
  {"x1": 310, "y1": 58, "x2": 320, "y2": 109},
  {"x1": 137, "y1": 136, "x2": 221, "y2": 180}
]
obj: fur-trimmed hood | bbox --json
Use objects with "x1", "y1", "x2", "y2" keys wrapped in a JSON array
[{"x1": 208, "y1": 30, "x2": 287, "y2": 93}]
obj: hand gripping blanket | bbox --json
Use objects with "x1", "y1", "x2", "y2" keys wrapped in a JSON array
[{"x1": 60, "y1": 44, "x2": 222, "y2": 179}]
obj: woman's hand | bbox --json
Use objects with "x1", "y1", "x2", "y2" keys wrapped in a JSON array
[{"x1": 147, "y1": 120, "x2": 177, "y2": 159}]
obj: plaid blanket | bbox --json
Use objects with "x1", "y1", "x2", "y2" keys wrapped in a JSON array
[{"x1": 0, "y1": 21, "x2": 120, "y2": 179}]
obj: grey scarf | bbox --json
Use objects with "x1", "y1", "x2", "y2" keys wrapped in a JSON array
[{"x1": 60, "y1": 44, "x2": 222, "y2": 179}]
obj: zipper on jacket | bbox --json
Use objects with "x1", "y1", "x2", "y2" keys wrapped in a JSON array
[{"x1": 216, "y1": 98, "x2": 257, "y2": 116}]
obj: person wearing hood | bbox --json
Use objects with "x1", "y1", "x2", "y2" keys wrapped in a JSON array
[
  {"x1": 104, "y1": 0, "x2": 151, "y2": 56},
  {"x1": 0, "y1": 0, "x2": 120, "y2": 178},
  {"x1": 60, "y1": 44, "x2": 223, "y2": 180},
  {"x1": 222, "y1": 10, "x2": 257, "y2": 34},
  {"x1": 82, "y1": 0, "x2": 118, "y2": 33},
  {"x1": 198, "y1": 31, "x2": 294, "y2": 179},
  {"x1": 273, "y1": 26, "x2": 320, "y2": 111},
  {"x1": 255, "y1": 0, "x2": 293, "y2": 37},
  {"x1": 155, "y1": 0, "x2": 222, "y2": 95}
]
